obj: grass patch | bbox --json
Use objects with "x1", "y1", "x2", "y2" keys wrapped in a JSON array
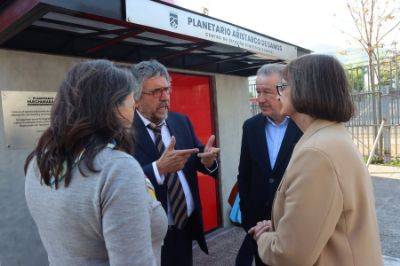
[
  {"x1": 363, "y1": 156, "x2": 400, "y2": 167},
  {"x1": 387, "y1": 160, "x2": 400, "y2": 167}
]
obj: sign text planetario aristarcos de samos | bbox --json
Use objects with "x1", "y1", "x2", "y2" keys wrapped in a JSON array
[{"x1": 187, "y1": 17, "x2": 282, "y2": 51}]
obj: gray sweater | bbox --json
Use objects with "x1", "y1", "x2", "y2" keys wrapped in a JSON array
[{"x1": 25, "y1": 148, "x2": 167, "y2": 266}]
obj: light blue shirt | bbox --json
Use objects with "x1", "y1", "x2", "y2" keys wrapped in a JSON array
[{"x1": 265, "y1": 116, "x2": 289, "y2": 169}]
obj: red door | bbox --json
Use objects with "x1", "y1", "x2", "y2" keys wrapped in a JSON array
[{"x1": 169, "y1": 73, "x2": 220, "y2": 232}]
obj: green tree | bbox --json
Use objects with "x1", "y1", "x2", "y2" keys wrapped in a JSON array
[
  {"x1": 346, "y1": 65, "x2": 366, "y2": 92},
  {"x1": 346, "y1": 0, "x2": 400, "y2": 91}
]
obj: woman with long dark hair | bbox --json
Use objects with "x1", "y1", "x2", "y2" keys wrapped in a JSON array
[{"x1": 25, "y1": 59, "x2": 167, "y2": 266}]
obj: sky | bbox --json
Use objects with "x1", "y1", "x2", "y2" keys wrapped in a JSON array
[{"x1": 169, "y1": 0, "x2": 398, "y2": 64}]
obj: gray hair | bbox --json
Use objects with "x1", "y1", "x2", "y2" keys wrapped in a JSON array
[
  {"x1": 256, "y1": 63, "x2": 285, "y2": 77},
  {"x1": 131, "y1": 59, "x2": 171, "y2": 100}
]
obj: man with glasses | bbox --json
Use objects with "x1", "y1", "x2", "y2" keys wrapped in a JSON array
[
  {"x1": 236, "y1": 64, "x2": 302, "y2": 266},
  {"x1": 130, "y1": 59, "x2": 219, "y2": 266}
]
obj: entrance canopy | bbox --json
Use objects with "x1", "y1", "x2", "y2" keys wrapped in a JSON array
[{"x1": 0, "y1": 0, "x2": 310, "y2": 76}]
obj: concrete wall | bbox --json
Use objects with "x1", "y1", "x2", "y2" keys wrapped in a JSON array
[
  {"x1": 214, "y1": 74, "x2": 251, "y2": 226},
  {"x1": 0, "y1": 49, "x2": 81, "y2": 266},
  {"x1": 0, "y1": 49, "x2": 251, "y2": 264}
]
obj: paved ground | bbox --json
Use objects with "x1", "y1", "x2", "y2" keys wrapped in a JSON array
[{"x1": 193, "y1": 164, "x2": 400, "y2": 266}]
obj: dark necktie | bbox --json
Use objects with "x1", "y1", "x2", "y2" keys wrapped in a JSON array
[{"x1": 147, "y1": 123, "x2": 188, "y2": 229}]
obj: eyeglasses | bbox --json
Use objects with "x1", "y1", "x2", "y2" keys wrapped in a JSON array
[
  {"x1": 142, "y1": 87, "x2": 171, "y2": 98},
  {"x1": 276, "y1": 82, "x2": 288, "y2": 96}
]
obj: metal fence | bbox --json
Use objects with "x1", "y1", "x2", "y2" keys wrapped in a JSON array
[
  {"x1": 346, "y1": 57, "x2": 400, "y2": 161},
  {"x1": 347, "y1": 89, "x2": 400, "y2": 161},
  {"x1": 248, "y1": 83, "x2": 260, "y2": 115}
]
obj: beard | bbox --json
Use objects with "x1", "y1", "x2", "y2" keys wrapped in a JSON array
[{"x1": 151, "y1": 103, "x2": 169, "y2": 124}]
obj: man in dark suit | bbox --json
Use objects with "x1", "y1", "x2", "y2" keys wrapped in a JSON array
[
  {"x1": 236, "y1": 64, "x2": 302, "y2": 266},
  {"x1": 130, "y1": 59, "x2": 220, "y2": 266}
]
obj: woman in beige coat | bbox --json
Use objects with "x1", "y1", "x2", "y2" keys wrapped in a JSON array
[{"x1": 249, "y1": 54, "x2": 383, "y2": 266}]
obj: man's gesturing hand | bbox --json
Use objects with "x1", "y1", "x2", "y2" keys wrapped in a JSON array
[
  {"x1": 197, "y1": 135, "x2": 220, "y2": 168},
  {"x1": 156, "y1": 136, "x2": 199, "y2": 176}
]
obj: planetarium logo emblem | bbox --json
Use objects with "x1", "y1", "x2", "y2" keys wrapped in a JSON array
[{"x1": 169, "y1": 12, "x2": 178, "y2": 28}]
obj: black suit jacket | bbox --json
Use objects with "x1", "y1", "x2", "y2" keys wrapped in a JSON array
[
  {"x1": 237, "y1": 114, "x2": 302, "y2": 231},
  {"x1": 132, "y1": 111, "x2": 217, "y2": 254}
]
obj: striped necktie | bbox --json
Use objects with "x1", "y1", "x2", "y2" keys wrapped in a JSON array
[{"x1": 147, "y1": 123, "x2": 188, "y2": 229}]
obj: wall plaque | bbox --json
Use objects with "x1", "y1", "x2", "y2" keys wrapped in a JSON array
[{"x1": 1, "y1": 91, "x2": 56, "y2": 149}]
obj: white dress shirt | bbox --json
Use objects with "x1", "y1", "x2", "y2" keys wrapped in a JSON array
[{"x1": 137, "y1": 111, "x2": 194, "y2": 224}]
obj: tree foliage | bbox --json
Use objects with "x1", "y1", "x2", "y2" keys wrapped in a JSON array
[
  {"x1": 346, "y1": 0, "x2": 400, "y2": 91},
  {"x1": 347, "y1": 65, "x2": 366, "y2": 92}
]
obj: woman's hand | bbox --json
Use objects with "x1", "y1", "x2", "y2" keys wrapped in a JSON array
[{"x1": 248, "y1": 220, "x2": 272, "y2": 241}]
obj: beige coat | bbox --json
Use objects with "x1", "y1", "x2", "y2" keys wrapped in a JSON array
[{"x1": 257, "y1": 119, "x2": 383, "y2": 266}]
